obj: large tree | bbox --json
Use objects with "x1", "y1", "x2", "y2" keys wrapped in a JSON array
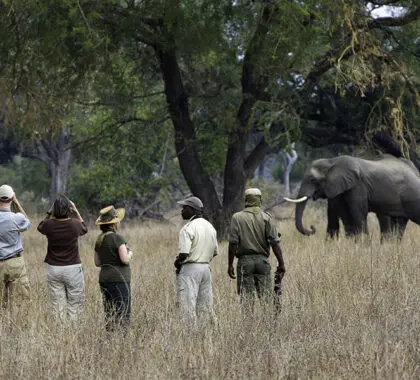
[{"x1": 1, "y1": 0, "x2": 419, "y2": 234}]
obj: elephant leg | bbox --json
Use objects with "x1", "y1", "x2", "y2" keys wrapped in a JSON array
[
  {"x1": 391, "y1": 216, "x2": 408, "y2": 240},
  {"x1": 327, "y1": 199, "x2": 340, "y2": 239},
  {"x1": 403, "y1": 200, "x2": 420, "y2": 226},
  {"x1": 377, "y1": 213, "x2": 392, "y2": 241},
  {"x1": 378, "y1": 213, "x2": 408, "y2": 241},
  {"x1": 377, "y1": 213, "x2": 394, "y2": 242},
  {"x1": 338, "y1": 203, "x2": 354, "y2": 236},
  {"x1": 343, "y1": 188, "x2": 368, "y2": 236}
]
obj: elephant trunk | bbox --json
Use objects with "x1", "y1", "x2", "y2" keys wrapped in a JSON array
[{"x1": 295, "y1": 199, "x2": 316, "y2": 235}]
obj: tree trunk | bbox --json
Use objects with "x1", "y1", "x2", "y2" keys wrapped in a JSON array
[
  {"x1": 220, "y1": 1, "x2": 280, "y2": 236},
  {"x1": 280, "y1": 144, "x2": 298, "y2": 197},
  {"x1": 156, "y1": 47, "x2": 222, "y2": 223},
  {"x1": 155, "y1": 2, "x2": 281, "y2": 237},
  {"x1": 257, "y1": 155, "x2": 266, "y2": 178},
  {"x1": 49, "y1": 149, "x2": 71, "y2": 198},
  {"x1": 31, "y1": 127, "x2": 72, "y2": 200}
]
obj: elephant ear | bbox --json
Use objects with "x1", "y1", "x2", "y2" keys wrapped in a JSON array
[{"x1": 324, "y1": 159, "x2": 360, "y2": 199}]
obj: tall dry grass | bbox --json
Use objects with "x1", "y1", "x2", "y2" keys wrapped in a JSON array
[{"x1": 1, "y1": 203, "x2": 419, "y2": 379}]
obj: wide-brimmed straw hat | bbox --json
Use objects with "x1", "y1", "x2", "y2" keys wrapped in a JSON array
[{"x1": 95, "y1": 205, "x2": 125, "y2": 225}]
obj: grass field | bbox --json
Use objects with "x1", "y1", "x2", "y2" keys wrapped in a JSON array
[{"x1": 1, "y1": 203, "x2": 419, "y2": 379}]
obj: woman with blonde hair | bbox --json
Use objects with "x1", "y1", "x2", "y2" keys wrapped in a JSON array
[{"x1": 94, "y1": 205, "x2": 132, "y2": 330}]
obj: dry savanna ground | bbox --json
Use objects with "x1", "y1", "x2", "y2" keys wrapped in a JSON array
[{"x1": 1, "y1": 203, "x2": 420, "y2": 379}]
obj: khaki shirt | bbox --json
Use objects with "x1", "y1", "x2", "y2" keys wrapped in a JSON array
[
  {"x1": 178, "y1": 217, "x2": 218, "y2": 264},
  {"x1": 229, "y1": 206, "x2": 280, "y2": 257}
]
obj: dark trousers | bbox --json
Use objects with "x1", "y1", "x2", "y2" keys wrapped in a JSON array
[
  {"x1": 237, "y1": 255, "x2": 271, "y2": 300},
  {"x1": 99, "y1": 282, "x2": 131, "y2": 330}
]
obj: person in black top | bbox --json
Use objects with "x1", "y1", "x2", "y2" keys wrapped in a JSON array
[{"x1": 94, "y1": 205, "x2": 132, "y2": 330}]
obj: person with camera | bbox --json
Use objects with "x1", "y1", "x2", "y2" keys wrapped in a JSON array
[
  {"x1": 228, "y1": 188, "x2": 286, "y2": 308},
  {"x1": 94, "y1": 205, "x2": 132, "y2": 331},
  {"x1": 0, "y1": 184, "x2": 31, "y2": 307},
  {"x1": 37, "y1": 194, "x2": 88, "y2": 322}
]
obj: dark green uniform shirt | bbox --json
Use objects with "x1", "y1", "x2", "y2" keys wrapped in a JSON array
[
  {"x1": 95, "y1": 232, "x2": 130, "y2": 283},
  {"x1": 229, "y1": 206, "x2": 280, "y2": 257}
]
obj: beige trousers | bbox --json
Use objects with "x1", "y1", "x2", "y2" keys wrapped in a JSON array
[
  {"x1": 176, "y1": 263, "x2": 215, "y2": 326},
  {"x1": 0, "y1": 256, "x2": 30, "y2": 307},
  {"x1": 46, "y1": 264, "x2": 85, "y2": 322}
]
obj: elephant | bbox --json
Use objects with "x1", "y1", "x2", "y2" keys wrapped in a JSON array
[{"x1": 284, "y1": 154, "x2": 420, "y2": 240}]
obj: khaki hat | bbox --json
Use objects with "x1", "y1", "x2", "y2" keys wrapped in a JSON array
[
  {"x1": 177, "y1": 196, "x2": 203, "y2": 211},
  {"x1": 245, "y1": 188, "x2": 262, "y2": 197},
  {"x1": 0, "y1": 185, "x2": 15, "y2": 201},
  {"x1": 95, "y1": 205, "x2": 125, "y2": 225}
]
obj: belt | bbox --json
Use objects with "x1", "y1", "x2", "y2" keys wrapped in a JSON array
[
  {"x1": 0, "y1": 252, "x2": 22, "y2": 261},
  {"x1": 183, "y1": 262, "x2": 209, "y2": 265},
  {"x1": 237, "y1": 253, "x2": 268, "y2": 258}
]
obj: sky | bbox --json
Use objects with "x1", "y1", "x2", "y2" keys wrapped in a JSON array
[{"x1": 367, "y1": 3, "x2": 406, "y2": 18}]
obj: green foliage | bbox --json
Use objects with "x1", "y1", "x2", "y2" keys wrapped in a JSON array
[
  {"x1": 272, "y1": 159, "x2": 307, "y2": 182},
  {"x1": 0, "y1": 156, "x2": 50, "y2": 197},
  {"x1": 69, "y1": 117, "x2": 185, "y2": 210},
  {"x1": 1, "y1": 0, "x2": 419, "y2": 216},
  {"x1": 246, "y1": 177, "x2": 282, "y2": 206},
  {"x1": 0, "y1": 155, "x2": 50, "y2": 213}
]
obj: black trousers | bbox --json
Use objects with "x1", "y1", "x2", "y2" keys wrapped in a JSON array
[{"x1": 99, "y1": 282, "x2": 131, "y2": 330}]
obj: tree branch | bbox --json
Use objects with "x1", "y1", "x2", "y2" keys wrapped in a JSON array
[
  {"x1": 156, "y1": 43, "x2": 221, "y2": 216},
  {"x1": 96, "y1": 5, "x2": 166, "y2": 48},
  {"x1": 70, "y1": 116, "x2": 153, "y2": 151},
  {"x1": 381, "y1": 28, "x2": 420, "y2": 58},
  {"x1": 367, "y1": 0, "x2": 410, "y2": 7},
  {"x1": 74, "y1": 91, "x2": 165, "y2": 107},
  {"x1": 297, "y1": 5, "x2": 420, "y2": 101},
  {"x1": 244, "y1": 129, "x2": 283, "y2": 177}
]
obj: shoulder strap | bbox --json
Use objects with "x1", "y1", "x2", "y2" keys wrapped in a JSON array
[{"x1": 96, "y1": 231, "x2": 114, "y2": 250}]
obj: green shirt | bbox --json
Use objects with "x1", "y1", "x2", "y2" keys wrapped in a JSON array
[
  {"x1": 95, "y1": 232, "x2": 131, "y2": 283},
  {"x1": 229, "y1": 206, "x2": 280, "y2": 257}
]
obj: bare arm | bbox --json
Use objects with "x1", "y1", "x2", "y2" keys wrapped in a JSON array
[
  {"x1": 213, "y1": 241, "x2": 219, "y2": 258},
  {"x1": 213, "y1": 248, "x2": 218, "y2": 258},
  {"x1": 272, "y1": 243, "x2": 285, "y2": 276},
  {"x1": 43, "y1": 203, "x2": 54, "y2": 220},
  {"x1": 94, "y1": 251, "x2": 101, "y2": 267},
  {"x1": 12, "y1": 196, "x2": 28, "y2": 219},
  {"x1": 70, "y1": 201, "x2": 84, "y2": 222},
  {"x1": 118, "y1": 243, "x2": 131, "y2": 265},
  {"x1": 228, "y1": 242, "x2": 238, "y2": 279}
]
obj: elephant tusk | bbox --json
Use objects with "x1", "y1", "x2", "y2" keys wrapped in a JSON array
[{"x1": 283, "y1": 196, "x2": 308, "y2": 203}]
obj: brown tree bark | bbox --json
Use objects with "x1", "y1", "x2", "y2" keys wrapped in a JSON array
[
  {"x1": 156, "y1": 47, "x2": 222, "y2": 224},
  {"x1": 155, "y1": 2, "x2": 279, "y2": 236}
]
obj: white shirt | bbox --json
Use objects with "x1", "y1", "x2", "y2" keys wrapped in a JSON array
[{"x1": 178, "y1": 217, "x2": 218, "y2": 264}]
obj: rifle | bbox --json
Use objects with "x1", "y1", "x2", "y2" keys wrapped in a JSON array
[{"x1": 274, "y1": 269, "x2": 284, "y2": 312}]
